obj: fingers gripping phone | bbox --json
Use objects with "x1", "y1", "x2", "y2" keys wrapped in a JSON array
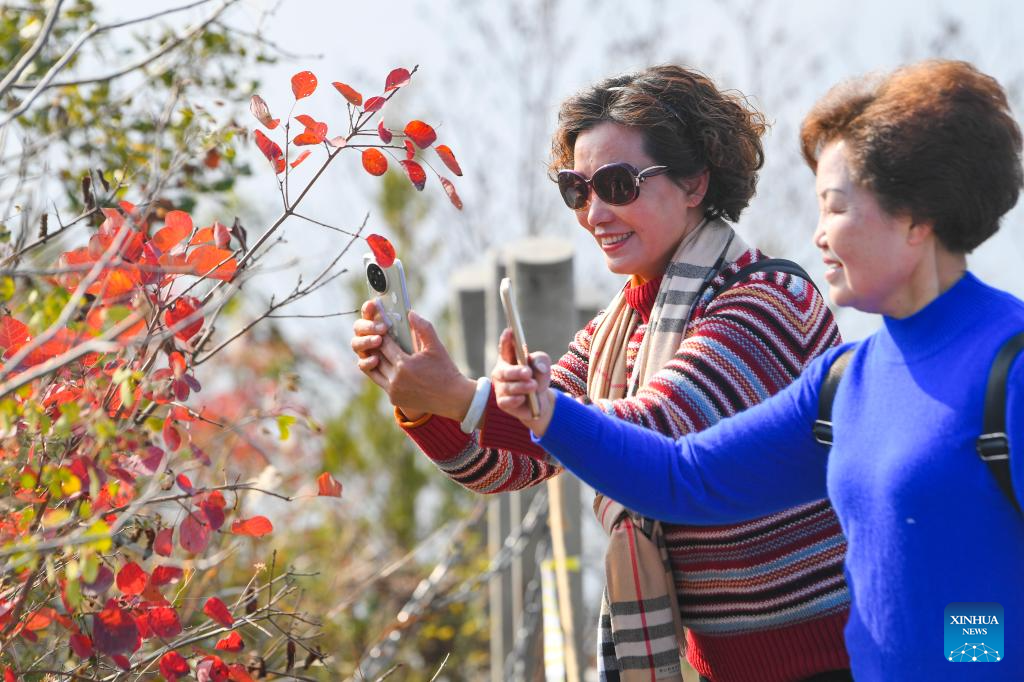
[
  {"x1": 499, "y1": 277, "x2": 540, "y2": 419},
  {"x1": 364, "y1": 254, "x2": 414, "y2": 354}
]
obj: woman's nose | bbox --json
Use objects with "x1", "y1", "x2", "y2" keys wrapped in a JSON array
[
  {"x1": 812, "y1": 221, "x2": 827, "y2": 249},
  {"x1": 586, "y1": 196, "x2": 614, "y2": 226}
]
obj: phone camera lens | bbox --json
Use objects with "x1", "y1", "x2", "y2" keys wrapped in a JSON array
[{"x1": 366, "y1": 263, "x2": 388, "y2": 293}]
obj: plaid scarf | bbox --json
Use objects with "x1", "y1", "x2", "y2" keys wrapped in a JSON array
[{"x1": 587, "y1": 218, "x2": 749, "y2": 681}]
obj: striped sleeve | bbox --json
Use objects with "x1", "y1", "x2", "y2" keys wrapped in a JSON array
[
  {"x1": 593, "y1": 266, "x2": 840, "y2": 435},
  {"x1": 397, "y1": 313, "x2": 605, "y2": 494}
]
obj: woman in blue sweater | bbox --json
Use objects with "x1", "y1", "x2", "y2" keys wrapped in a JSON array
[{"x1": 492, "y1": 60, "x2": 1024, "y2": 680}]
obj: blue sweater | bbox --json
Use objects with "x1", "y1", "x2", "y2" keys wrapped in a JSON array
[{"x1": 538, "y1": 273, "x2": 1024, "y2": 680}]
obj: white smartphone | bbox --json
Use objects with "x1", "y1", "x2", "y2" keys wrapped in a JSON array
[
  {"x1": 363, "y1": 253, "x2": 414, "y2": 354},
  {"x1": 499, "y1": 277, "x2": 540, "y2": 419}
]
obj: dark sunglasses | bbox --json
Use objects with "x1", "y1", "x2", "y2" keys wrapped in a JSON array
[{"x1": 556, "y1": 162, "x2": 671, "y2": 210}]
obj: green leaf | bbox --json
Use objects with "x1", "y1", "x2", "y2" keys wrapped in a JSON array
[{"x1": 277, "y1": 414, "x2": 297, "y2": 441}]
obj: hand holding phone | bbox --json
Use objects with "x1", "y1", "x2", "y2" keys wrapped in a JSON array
[
  {"x1": 364, "y1": 254, "x2": 414, "y2": 354},
  {"x1": 499, "y1": 277, "x2": 540, "y2": 419}
]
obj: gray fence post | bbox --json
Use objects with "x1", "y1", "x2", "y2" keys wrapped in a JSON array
[
  {"x1": 504, "y1": 238, "x2": 585, "y2": 681},
  {"x1": 451, "y1": 261, "x2": 515, "y2": 682}
]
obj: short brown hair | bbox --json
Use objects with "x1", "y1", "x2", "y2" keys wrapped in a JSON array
[
  {"x1": 550, "y1": 65, "x2": 767, "y2": 223},
  {"x1": 800, "y1": 60, "x2": 1023, "y2": 253}
]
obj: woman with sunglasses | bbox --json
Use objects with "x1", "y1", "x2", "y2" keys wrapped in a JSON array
[
  {"x1": 352, "y1": 65, "x2": 852, "y2": 681},
  {"x1": 493, "y1": 60, "x2": 1024, "y2": 681}
]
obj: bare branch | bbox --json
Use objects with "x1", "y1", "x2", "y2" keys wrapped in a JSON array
[{"x1": 0, "y1": 0, "x2": 66, "y2": 99}]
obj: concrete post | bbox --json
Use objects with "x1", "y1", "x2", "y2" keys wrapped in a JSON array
[{"x1": 504, "y1": 238, "x2": 586, "y2": 680}]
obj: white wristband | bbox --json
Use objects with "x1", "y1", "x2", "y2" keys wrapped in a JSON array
[{"x1": 460, "y1": 377, "x2": 492, "y2": 434}]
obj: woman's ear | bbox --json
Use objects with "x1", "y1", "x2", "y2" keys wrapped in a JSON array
[
  {"x1": 680, "y1": 169, "x2": 710, "y2": 208},
  {"x1": 905, "y1": 214, "x2": 936, "y2": 247}
]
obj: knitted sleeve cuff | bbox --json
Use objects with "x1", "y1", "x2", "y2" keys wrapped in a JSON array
[
  {"x1": 397, "y1": 408, "x2": 472, "y2": 462},
  {"x1": 479, "y1": 390, "x2": 548, "y2": 458}
]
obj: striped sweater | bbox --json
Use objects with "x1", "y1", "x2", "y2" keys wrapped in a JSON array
[{"x1": 401, "y1": 249, "x2": 851, "y2": 682}]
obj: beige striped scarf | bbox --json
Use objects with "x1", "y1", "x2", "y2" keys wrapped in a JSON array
[{"x1": 587, "y1": 217, "x2": 749, "y2": 681}]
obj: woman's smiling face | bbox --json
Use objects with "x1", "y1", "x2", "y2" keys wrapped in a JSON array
[
  {"x1": 571, "y1": 122, "x2": 705, "y2": 282},
  {"x1": 813, "y1": 140, "x2": 921, "y2": 315}
]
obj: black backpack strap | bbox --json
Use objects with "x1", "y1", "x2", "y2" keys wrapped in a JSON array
[
  {"x1": 718, "y1": 258, "x2": 824, "y2": 299},
  {"x1": 976, "y1": 331, "x2": 1024, "y2": 515},
  {"x1": 813, "y1": 348, "x2": 855, "y2": 446}
]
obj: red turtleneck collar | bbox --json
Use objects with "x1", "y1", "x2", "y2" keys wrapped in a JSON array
[{"x1": 624, "y1": 275, "x2": 662, "y2": 323}]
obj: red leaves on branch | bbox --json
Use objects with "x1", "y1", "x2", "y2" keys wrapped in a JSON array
[
  {"x1": 404, "y1": 120, "x2": 437, "y2": 149},
  {"x1": 332, "y1": 81, "x2": 363, "y2": 106},
  {"x1": 203, "y1": 597, "x2": 235, "y2": 627},
  {"x1": 253, "y1": 130, "x2": 284, "y2": 174},
  {"x1": 290, "y1": 70, "x2": 317, "y2": 99},
  {"x1": 361, "y1": 148, "x2": 388, "y2": 176},
  {"x1": 317, "y1": 472, "x2": 342, "y2": 497},
  {"x1": 92, "y1": 600, "x2": 140, "y2": 656},
  {"x1": 116, "y1": 562, "x2": 148, "y2": 596},
  {"x1": 163, "y1": 418, "x2": 182, "y2": 452},
  {"x1": 159, "y1": 650, "x2": 190, "y2": 681},
  {"x1": 147, "y1": 605, "x2": 182, "y2": 638},
  {"x1": 293, "y1": 115, "x2": 328, "y2": 145},
  {"x1": 366, "y1": 234, "x2": 396, "y2": 268},
  {"x1": 180, "y1": 512, "x2": 211, "y2": 554},
  {"x1": 152, "y1": 211, "x2": 193, "y2": 252},
  {"x1": 199, "y1": 490, "x2": 227, "y2": 530},
  {"x1": 231, "y1": 516, "x2": 273, "y2": 537},
  {"x1": 403, "y1": 139, "x2": 415, "y2": 160},
  {"x1": 290, "y1": 150, "x2": 311, "y2": 168},
  {"x1": 435, "y1": 145, "x2": 463, "y2": 176},
  {"x1": 363, "y1": 96, "x2": 385, "y2": 113},
  {"x1": 400, "y1": 160, "x2": 426, "y2": 191},
  {"x1": 228, "y1": 664, "x2": 256, "y2": 682},
  {"x1": 164, "y1": 296, "x2": 203, "y2": 341},
  {"x1": 0, "y1": 317, "x2": 30, "y2": 357},
  {"x1": 187, "y1": 245, "x2": 237, "y2": 281},
  {"x1": 384, "y1": 67, "x2": 411, "y2": 92},
  {"x1": 249, "y1": 95, "x2": 280, "y2": 130},
  {"x1": 440, "y1": 177, "x2": 464, "y2": 210},
  {"x1": 215, "y1": 631, "x2": 244, "y2": 652},
  {"x1": 377, "y1": 121, "x2": 393, "y2": 143}
]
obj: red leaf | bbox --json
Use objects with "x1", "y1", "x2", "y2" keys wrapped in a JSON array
[
  {"x1": 361, "y1": 148, "x2": 388, "y2": 176},
  {"x1": 366, "y1": 234, "x2": 396, "y2": 268},
  {"x1": 176, "y1": 473, "x2": 193, "y2": 494},
  {"x1": 252, "y1": 130, "x2": 283, "y2": 169},
  {"x1": 404, "y1": 120, "x2": 437, "y2": 149},
  {"x1": 83, "y1": 565, "x2": 115, "y2": 596},
  {"x1": 227, "y1": 663, "x2": 256, "y2": 682},
  {"x1": 150, "y1": 565, "x2": 183, "y2": 586},
  {"x1": 332, "y1": 81, "x2": 362, "y2": 106},
  {"x1": 384, "y1": 67, "x2": 411, "y2": 92},
  {"x1": 215, "y1": 631, "x2": 244, "y2": 652},
  {"x1": 293, "y1": 115, "x2": 327, "y2": 145},
  {"x1": 290, "y1": 150, "x2": 311, "y2": 168},
  {"x1": 293, "y1": 131, "x2": 324, "y2": 146},
  {"x1": 148, "y1": 606, "x2": 182, "y2": 638},
  {"x1": 4, "y1": 667, "x2": 15, "y2": 682},
  {"x1": 213, "y1": 221, "x2": 231, "y2": 249},
  {"x1": 154, "y1": 528, "x2": 173, "y2": 557},
  {"x1": 159, "y1": 650, "x2": 190, "y2": 681},
  {"x1": 197, "y1": 655, "x2": 230, "y2": 682},
  {"x1": 274, "y1": 157, "x2": 286, "y2": 174},
  {"x1": 435, "y1": 145, "x2": 463, "y2": 176},
  {"x1": 404, "y1": 139, "x2": 415, "y2": 160},
  {"x1": 187, "y1": 245, "x2": 237, "y2": 281},
  {"x1": 377, "y1": 120, "x2": 392, "y2": 144},
  {"x1": 291, "y1": 70, "x2": 317, "y2": 99},
  {"x1": 249, "y1": 95, "x2": 279, "y2": 130},
  {"x1": 152, "y1": 211, "x2": 194, "y2": 252},
  {"x1": 203, "y1": 597, "x2": 235, "y2": 627},
  {"x1": 400, "y1": 160, "x2": 426, "y2": 191},
  {"x1": 179, "y1": 512, "x2": 211, "y2": 554},
  {"x1": 112, "y1": 654, "x2": 131, "y2": 671},
  {"x1": 200, "y1": 490, "x2": 226, "y2": 531},
  {"x1": 327, "y1": 136, "x2": 348, "y2": 148},
  {"x1": 70, "y1": 632, "x2": 94, "y2": 658},
  {"x1": 165, "y1": 296, "x2": 203, "y2": 341},
  {"x1": 164, "y1": 420, "x2": 183, "y2": 452},
  {"x1": 92, "y1": 600, "x2": 140, "y2": 656},
  {"x1": 231, "y1": 516, "x2": 273, "y2": 537},
  {"x1": 363, "y1": 96, "x2": 385, "y2": 113},
  {"x1": 116, "y1": 562, "x2": 148, "y2": 596},
  {"x1": 441, "y1": 177, "x2": 464, "y2": 210},
  {"x1": 0, "y1": 317, "x2": 31, "y2": 355},
  {"x1": 317, "y1": 472, "x2": 343, "y2": 497}
]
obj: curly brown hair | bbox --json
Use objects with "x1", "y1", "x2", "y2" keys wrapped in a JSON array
[
  {"x1": 800, "y1": 60, "x2": 1023, "y2": 253},
  {"x1": 549, "y1": 65, "x2": 768, "y2": 223}
]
